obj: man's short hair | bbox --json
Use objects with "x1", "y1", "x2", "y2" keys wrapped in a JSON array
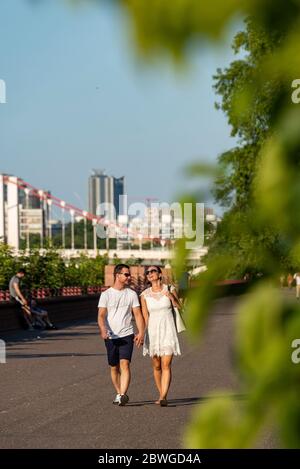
[
  {"x1": 114, "y1": 264, "x2": 130, "y2": 279},
  {"x1": 17, "y1": 268, "x2": 26, "y2": 275}
]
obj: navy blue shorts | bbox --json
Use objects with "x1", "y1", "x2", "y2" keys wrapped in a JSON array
[{"x1": 104, "y1": 334, "x2": 134, "y2": 367}]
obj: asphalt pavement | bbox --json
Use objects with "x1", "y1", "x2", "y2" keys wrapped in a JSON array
[{"x1": 0, "y1": 297, "x2": 277, "y2": 449}]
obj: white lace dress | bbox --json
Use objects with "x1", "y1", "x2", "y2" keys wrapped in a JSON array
[{"x1": 142, "y1": 284, "x2": 181, "y2": 357}]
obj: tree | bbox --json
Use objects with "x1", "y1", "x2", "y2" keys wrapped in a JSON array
[
  {"x1": 0, "y1": 242, "x2": 109, "y2": 291},
  {"x1": 0, "y1": 243, "x2": 17, "y2": 290}
]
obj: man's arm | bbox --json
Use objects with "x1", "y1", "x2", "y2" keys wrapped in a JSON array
[
  {"x1": 14, "y1": 282, "x2": 27, "y2": 305},
  {"x1": 98, "y1": 307, "x2": 109, "y2": 339},
  {"x1": 132, "y1": 306, "x2": 145, "y2": 347}
]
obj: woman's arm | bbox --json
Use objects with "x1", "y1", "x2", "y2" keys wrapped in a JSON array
[
  {"x1": 140, "y1": 295, "x2": 149, "y2": 327},
  {"x1": 167, "y1": 287, "x2": 182, "y2": 309}
]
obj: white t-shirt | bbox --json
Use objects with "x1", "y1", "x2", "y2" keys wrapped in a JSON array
[{"x1": 98, "y1": 287, "x2": 140, "y2": 339}]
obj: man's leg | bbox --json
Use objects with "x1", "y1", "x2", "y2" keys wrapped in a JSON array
[
  {"x1": 21, "y1": 305, "x2": 34, "y2": 329},
  {"x1": 119, "y1": 359, "x2": 131, "y2": 396},
  {"x1": 105, "y1": 339, "x2": 121, "y2": 397},
  {"x1": 32, "y1": 313, "x2": 46, "y2": 328},
  {"x1": 42, "y1": 312, "x2": 54, "y2": 327},
  {"x1": 110, "y1": 365, "x2": 121, "y2": 394},
  {"x1": 297, "y1": 285, "x2": 300, "y2": 299},
  {"x1": 118, "y1": 335, "x2": 134, "y2": 399}
]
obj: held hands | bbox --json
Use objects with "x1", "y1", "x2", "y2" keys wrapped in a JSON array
[{"x1": 134, "y1": 333, "x2": 144, "y2": 348}]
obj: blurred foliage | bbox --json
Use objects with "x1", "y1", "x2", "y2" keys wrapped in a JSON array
[{"x1": 107, "y1": 0, "x2": 300, "y2": 449}]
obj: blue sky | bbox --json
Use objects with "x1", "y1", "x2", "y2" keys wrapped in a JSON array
[{"x1": 0, "y1": 0, "x2": 239, "y2": 213}]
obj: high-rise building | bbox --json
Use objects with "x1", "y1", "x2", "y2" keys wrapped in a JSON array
[
  {"x1": 88, "y1": 170, "x2": 124, "y2": 220},
  {"x1": 0, "y1": 173, "x2": 48, "y2": 249}
]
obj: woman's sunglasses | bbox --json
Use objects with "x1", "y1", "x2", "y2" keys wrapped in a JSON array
[
  {"x1": 146, "y1": 269, "x2": 159, "y2": 275},
  {"x1": 120, "y1": 273, "x2": 131, "y2": 277}
]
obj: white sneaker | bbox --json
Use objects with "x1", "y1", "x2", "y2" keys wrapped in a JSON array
[
  {"x1": 113, "y1": 394, "x2": 121, "y2": 405},
  {"x1": 118, "y1": 394, "x2": 129, "y2": 406}
]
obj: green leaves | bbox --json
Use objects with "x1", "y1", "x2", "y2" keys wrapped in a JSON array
[
  {"x1": 121, "y1": 0, "x2": 243, "y2": 61},
  {"x1": 0, "y1": 242, "x2": 107, "y2": 291},
  {"x1": 185, "y1": 394, "x2": 248, "y2": 449}
]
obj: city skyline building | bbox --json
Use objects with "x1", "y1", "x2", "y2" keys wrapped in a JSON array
[{"x1": 88, "y1": 169, "x2": 125, "y2": 220}]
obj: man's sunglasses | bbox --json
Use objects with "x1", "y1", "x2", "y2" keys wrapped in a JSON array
[
  {"x1": 120, "y1": 272, "x2": 131, "y2": 277},
  {"x1": 146, "y1": 269, "x2": 159, "y2": 275}
]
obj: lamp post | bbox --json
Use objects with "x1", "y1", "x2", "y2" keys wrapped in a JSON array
[
  {"x1": 38, "y1": 190, "x2": 44, "y2": 249},
  {"x1": 160, "y1": 238, "x2": 166, "y2": 250},
  {"x1": 70, "y1": 209, "x2": 75, "y2": 251},
  {"x1": 24, "y1": 187, "x2": 30, "y2": 253},
  {"x1": 92, "y1": 219, "x2": 97, "y2": 255},
  {"x1": 104, "y1": 219, "x2": 110, "y2": 252},
  {"x1": 138, "y1": 233, "x2": 143, "y2": 252},
  {"x1": 47, "y1": 199, "x2": 52, "y2": 246},
  {"x1": 83, "y1": 211, "x2": 88, "y2": 251},
  {"x1": 61, "y1": 201, "x2": 66, "y2": 250}
]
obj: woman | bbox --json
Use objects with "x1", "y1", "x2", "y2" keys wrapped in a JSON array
[{"x1": 140, "y1": 266, "x2": 182, "y2": 406}]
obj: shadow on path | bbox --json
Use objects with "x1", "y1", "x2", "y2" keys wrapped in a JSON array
[
  {"x1": 7, "y1": 352, "x2": 105, "y2": 359},
  {"x1": 126, "y1": 393, "x2": 245, "y2": 407},
  {"x1": 1, "y1": 319, "x2": 96, "y2": 345}
]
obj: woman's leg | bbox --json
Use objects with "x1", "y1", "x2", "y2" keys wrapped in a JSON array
[
  {"x1": 160, "y1": 354, "x2": 173, "y2": 400},
  {"x1": 151, "y1": 355, "x2": 162, "y2": 403}
]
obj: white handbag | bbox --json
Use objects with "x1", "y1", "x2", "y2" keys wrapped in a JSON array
[{"x1": 173, "y1": 306, "x2": 186, "y2": 333}]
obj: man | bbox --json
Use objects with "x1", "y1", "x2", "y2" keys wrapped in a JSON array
[
  {"x1": 9, "y1": 268, "x2": 34, "y2": 330},
  {"x1": 98, "y1": 264, "x2": 145, "y2": 406}
]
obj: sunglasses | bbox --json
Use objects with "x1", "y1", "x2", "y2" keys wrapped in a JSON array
[
  {"x1": 120, "y1": 272, "x2": 131, "y2": 277},
  {"x1": 146, "y1": 269, "x2": 159, "y2": 275}
]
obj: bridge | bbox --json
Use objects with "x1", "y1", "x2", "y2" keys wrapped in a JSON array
[
  {"x1": 24, "y1": 247, "x2": 207, "y2": 263},
  {"x1": 1, "y1": 175, "x2": 209, "y2": 261}
]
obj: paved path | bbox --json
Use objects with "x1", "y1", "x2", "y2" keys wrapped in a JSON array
[{"x1": 0, "y1": 298, "x2": 276, "y2": 449}]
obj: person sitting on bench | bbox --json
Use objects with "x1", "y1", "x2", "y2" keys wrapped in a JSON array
[{"x1": 30, "y1": 299, "x2": 57, "y2": 330}]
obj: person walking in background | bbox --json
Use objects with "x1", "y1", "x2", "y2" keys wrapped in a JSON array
[
  {"x1": 98, "y1": 264, "x2": 145, "y2": 406},
  {"x1": 280, "y1": 275, "x2": 285, "y2": 288},
  {"x1": 287, "y1": 273, "x2": 294, "y2": 289},
  {"x1": 9, "y1": 268, "x2": 34, "y2": 330},
  {"x1": 294, "y1": 272, "x2": 300, "y2": 299},
  {"x1": 140, "y1": 266, "x2": 182, "y2": 407}
]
